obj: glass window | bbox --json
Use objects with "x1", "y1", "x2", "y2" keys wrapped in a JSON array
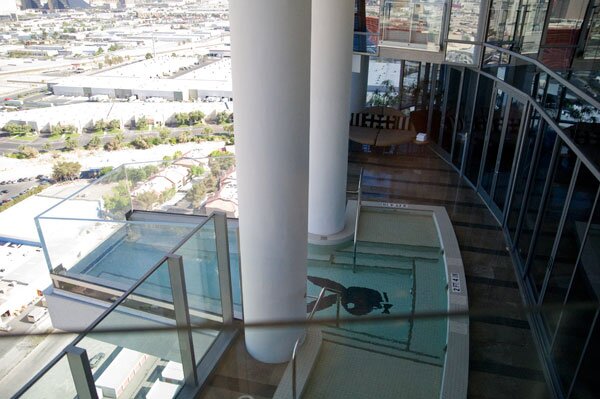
[
  {"x1": 570, "y1": 313, "x2": 600, "y2": 398},
  {"x1": 542, "y1": 165, "x2": 599, "y2": 334},
  {"x1": 507, "y1": 109, "x2": 541, "y2": 243},
  {"x1": 528, "y1": 139, "x2": 577, "y2": 298},
  {"x1": 493, "y1": 97, "x2": 526, "y2": 212},
  {"x1": 452, "y1": 69, "x2": 478, "y2": 169},
  {"x1": 464, "y1": 76, "x2": 494, "y2": 185},
  {"x1": 481, "y1": 89, "x2": 509, "y2": 195},
  {"x1": 516, "y1": 124, "x2": 557, "y2": 265},
  {"x1": 440, "y1": 68, "x2": 462, "y2": 152},
  {"x1": 551, "y1": 194, "x2": 600, "y2": 394}
]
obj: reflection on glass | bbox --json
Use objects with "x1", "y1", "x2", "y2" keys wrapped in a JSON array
[
  {"x1": 539, "y1": 0, "x2": 589, "y2": 70},
  {"x1": 507, "y1": 111, "x2": 542, "y2": 241},
  {"x1": 542, "y1": 165, "x2": 599, "y2": 335},
  {"x1": 445, "y1": 42, "x2": 477, "y2": 64},
  {"x1": 19, "y1": 355, "x2": 77, "y2": 399},
  {"x1": 440, "y1": 69, "x2": 462, "y2": 152},
  {"x1": 380, "y1": 1, "x2": 445, "y2": 51},
  {"x1": 481, "y1": 89, "x2": 508, "y2": 196},
  {"x1": 516, "y1": 125, "x2": 557, "y2": 265},
  {"x1": 551, "y1": 203, "x2": 599, "y2": 394},
  {"x1": 464, "y1": 76, "x2": 494, "y2": 185},
  {"x1": 452, "y1": 69, "x2": 477, "y2": 169},
  {"x1": 493, "y1": 97, "x2": 526, "y2": 212},
  {"x1": 528, "y1": 139, "x2": 576, "y2": 298}
]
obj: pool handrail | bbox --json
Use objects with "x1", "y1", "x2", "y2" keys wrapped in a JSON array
[
  {"x1": 353, "y1": 168, "x2": 364, "y2": 273},
  {"x1": 291, "y1": 286, "x2": 341, "y2": 399}
]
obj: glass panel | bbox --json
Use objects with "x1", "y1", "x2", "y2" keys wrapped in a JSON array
[
  {"x1": 445, "y1": 42, "x2": 477, "y2": 64},
  {"x1": 448, "y1": 0, "x2": 482, "y2": 43},
  {"x1": 481, "y1": 89, "x2": 508, "y2": 195},
  {"x1": 465, "y1": 76, "x2": 494, "y2": 185},
  {"x1": 528, "y1": 139, "x2": 576, "y2": 298},
  {"x1": 493, "y1": 97, "x2": 526, "y2": 212},
  {"x1": 19, "y1": 355, "x2": 77, "y2": 399},
  {"x1": 174, "y1": 218, "x2": 222, "y2": 318},
  {"x1": 539, "y1": 0, "x2": 589, "y2": 70},
  {"x1": 452, "y1": 69, "x2": 477, "y2": 169},
  {"x1": 582, "y1": 1, "x2": 600, "y2": 60},
  {"x1": 38, "y1": 218, "x2": 193, "y2": 289},
  {"x1": 551, "y1": 200, "x2": 599, "y2": 394},
  {"x1": 542, "y1": 166, "x2": 599, "y2": 334},
  {"x1": 507, "y1": 110, "x2": 542, "y2": 241},
  {"x1": 441, "y1": 69, "x2": 461, "y2": 153},
  {"x1": 559, "y1": 88, "x2": 600, "y2": 175},
  {"x1": 570, "y1": 313, "x2": 600, "y2": 398},
  {"x1": 353, "y1": 31, "x2": 379, "y2": 55},
  {"x1": 516, "y1": 125, "x2": 557, "y2": 265},
  {"x1": 380, "y1": 1, "x2": 445, "y2": 51},
  {"x1": 429, "y1": 65, "x2": 446, "y2": 143}
]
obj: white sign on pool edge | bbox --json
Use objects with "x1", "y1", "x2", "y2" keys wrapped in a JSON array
[
  {"x1": 381, "y1": 202, "x2": 408, "y2": 208},
  {"x1": 450, "y1": 273, "x2": 461, "y2": 293}
]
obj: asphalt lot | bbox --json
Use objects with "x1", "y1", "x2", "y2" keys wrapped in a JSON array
[{"x1": 0, "y1": 180, "x2": 41, "y2": 203}]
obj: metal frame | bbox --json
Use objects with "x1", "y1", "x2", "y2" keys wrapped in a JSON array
[
  {"x1": 167, "y1": 254, "x2": 198, "y2": 388},
  {"x1": 66, "y1": 346, "x2": 98, "y2": 399}
]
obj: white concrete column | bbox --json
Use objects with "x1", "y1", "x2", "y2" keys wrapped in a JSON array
[
  {"x1": 350, "y1": 54, "x2": 370, "y2": 113},
  {"x1": 308, "y1": 0, "x2": 355, "y2": 236},
  {"x1": 230, "y1": 0, "x2": 311, "y2": 364}
]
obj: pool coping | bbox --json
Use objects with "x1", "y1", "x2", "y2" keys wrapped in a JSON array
[{"x1": 362, "y1": 200, "x2": 469, "y2": 399}]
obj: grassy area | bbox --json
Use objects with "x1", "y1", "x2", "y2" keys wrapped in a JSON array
[
  {"x1": 107, "y1": 129, "x2": 122, "y2": 135},
  {"x1": 47, "y1": 134, "x2": 63, "y2": 142},
  {"x1": 92, "y1": 130, "x2": 105, "y2": 137},
  {"x1": 11, "y1": 135, "x2": 38, "y2": 142},
  {"x1": 64, "y1": 133, "x2": 80, "y2": 140}
]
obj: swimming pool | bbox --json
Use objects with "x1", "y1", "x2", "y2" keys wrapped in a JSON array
[{"x1": 300, "y1": 204, "x2": 467, "y2": 399}]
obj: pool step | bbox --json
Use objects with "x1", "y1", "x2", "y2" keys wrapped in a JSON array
[
  {"x1": 321, "y1": 327, "x2": 444, "y2": 368},
  {"x1": 331, "y1": 251, "x2": 414, "y2": 270},
  {"x1": 349, "y1": 241, "x2": 442, "y2": 259},
  {"x1": 273, "y1": 327, "x2": 323, "y2": 399}
]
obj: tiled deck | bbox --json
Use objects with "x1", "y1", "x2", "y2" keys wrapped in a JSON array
[{"x1": 198, "y1": 143, "x2": 550, "y2": 399}]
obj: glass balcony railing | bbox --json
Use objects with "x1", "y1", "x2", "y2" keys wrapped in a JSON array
[
  {"x1": 481, "y1": 43, "x2": 600, "y2": 173},
  {"x1": 15, "y1": 213, "x2": 230, "y2": 399},
  {"x1": 379, "y1": 1, "x2": 446, "y2": 52},
  {"x1": 34, "y1": 155, "x2": 242, "y2": 317}
]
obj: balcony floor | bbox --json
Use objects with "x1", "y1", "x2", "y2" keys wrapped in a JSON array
[{"x1": 197, "y1": 143, "x2": 550, "y2": 399}]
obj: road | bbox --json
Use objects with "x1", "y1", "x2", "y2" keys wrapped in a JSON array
[{"x1": 0, "y1": 124, "x2": 230, "y2": 154}]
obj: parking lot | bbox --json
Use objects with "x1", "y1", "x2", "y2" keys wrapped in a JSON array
[{"x1": 0, "y1": 178, "x2": 43, "y2": 204}]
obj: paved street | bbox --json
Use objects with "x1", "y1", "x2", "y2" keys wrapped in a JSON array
[{"x1": 0, "y1": 124, "x2": 230, "y2": 154}]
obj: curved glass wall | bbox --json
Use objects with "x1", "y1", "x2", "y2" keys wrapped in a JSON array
[{"x1": 429, "y1": 43, "x2": 600, "y2": 398}]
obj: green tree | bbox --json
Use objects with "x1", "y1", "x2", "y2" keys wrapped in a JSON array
[
  {"x1": 52, "y1": 161, "x2": 81, "y2": 181},
  {"x1": 103, "y1": 181, "x2": 131, "y2": 216},
  {"x1": 159, "y1": 187, "x2": 176, "y2": 203},
  {"x1": 145, "y1": 52, "x2": 153, "y2": 59},
  {"x1": 130, "y1": 136, "x2": 151, "y2": 149},
  {"x1": 93, "y1": 119, "x2": 107, "y2": 133},
  {"x1": 136, "y1": 116, "x2": 149, "y2": 131},
  {"x1": 135, "y1": 190, "x2": 159, "y2": 210},
  {"x1": 177, "y1": 131, "x2": 190, "y2": 143},
  {"x1": 3, "y1": 123, "x2": 33, "y2": 136},
  {"x1": 157, "y1": 126, "x2": 170, "y2": 142},
  {"x1": 173, "y1": 150, "x2": 183, "y2": 159},
  {"x1": 186, "y1": 183, "x2": 206, "y2": 207},
  {"x1": 368, "y1": 80, "x2": 400, "y2": 107},
  {"x1": 189, "y1": 165, "x2": 204, "y2": 177},
  {"x1": 42, "y1": 142, "x2": 53, "y2": 152},
  {"x1": 86, "y1": 135, "x2": 102, "y2": 150},
  {"x1": 223, "y1": 123, "x2": 234, "y2": 134},
  {"x1": 17, "y1": 145, "x2": 38, "y2": 159},
  {"x1": 189, "y1": 110, "x2": 205, "y2": 125},
  {"x1": 95, "y1": 47, "x2": 104, "y2": 56},
  {"x1": 107, "y1": 120, "x2": 120, "y2": 131},
  {"x1": 64, "y1": 136, "x2": 78, "y2": 151},
  {"x1": 174, "y1": 112, "x2": 190, "y2": 126}
]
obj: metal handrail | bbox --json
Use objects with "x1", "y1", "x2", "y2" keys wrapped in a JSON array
[
  {"x1": 291, "y1": 287, "x2": 341, "y2": 399},
  {"x1": 353, "y1": 168, "x2": 364, "y2": 273}
]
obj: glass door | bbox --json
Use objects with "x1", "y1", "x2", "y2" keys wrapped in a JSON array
[{"x1": 478, "y1": 86, "x2": 529, "y2": 220}]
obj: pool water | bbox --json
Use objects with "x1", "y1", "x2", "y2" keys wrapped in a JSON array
[{"x1": 303, "y1": 208, "x2": 449, "y2": 399}]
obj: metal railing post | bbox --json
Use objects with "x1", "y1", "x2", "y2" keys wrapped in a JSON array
[
  {"x1": 353, "y1": 168, "x2": 364, "y2": 273},
  {"x1": 66, "y1": 346, "x2": 98, "y2": 399},
  {"x1": 167, "y1": 254, "x2": 198, "y2": 387},
  {"x1": 213, "y1": 212, "x2": 233, "y2": 324}
]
